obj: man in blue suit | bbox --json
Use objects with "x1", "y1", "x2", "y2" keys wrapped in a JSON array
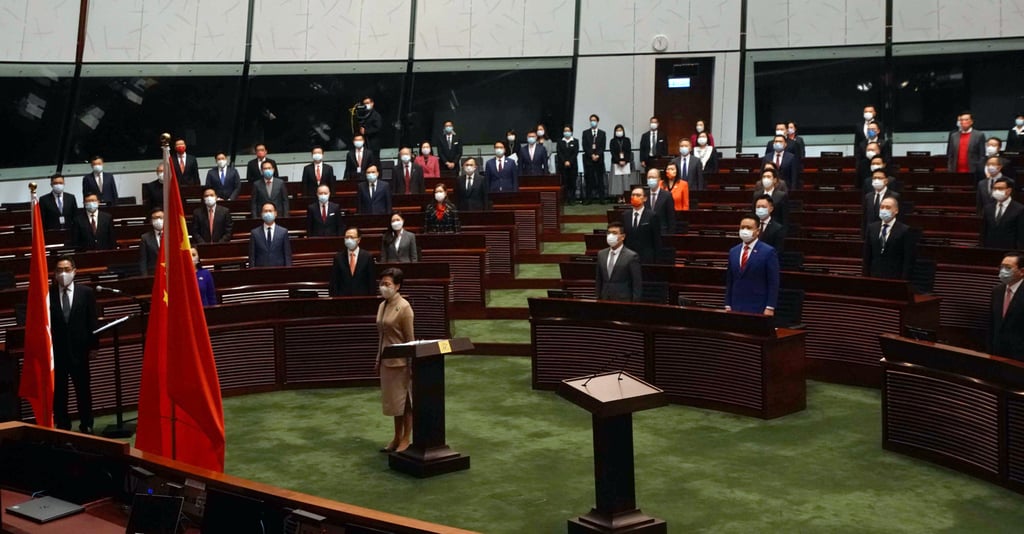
[
  {"x1": 81, "y1": 156, "x2": 119, "y2": 205},
  {"x1": 485, "y1": 142, "x2": 519, "y2": 192},
  {"x1": 357, "y1": 165, "x2": 392, "y2": 215},
  {"x1": 762, "y1": 135, "x2": 801, "y2": 190},
  {"x1": 249, "y1": 203, "x2": 292, "y2": 267},
  {"x1": 725, "y1": 215, "x2": 780, "y2": 315},
  {"x1": 205, "y1": 152, "x2": 242, "y2": 200}
]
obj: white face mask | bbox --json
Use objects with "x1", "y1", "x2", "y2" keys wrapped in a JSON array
[
  {"x1": 865, "y1": 150, "x2": 877, "y2": 160},
  {"x1": 507, "y1": 135, "x2": 517, "y2": 142},
  {"x1": 879, "y1": 209, "x2": 894, "y2": 222},
  {"x1": 872, "y1": 179, "x2": 885, "y2": 191},
  {"x1": 696, "y1": 125, "x2": 704, "y2": 133},
  {"x1": 679, "y1": 147, "x2": 690, "y2": 157},
  {"x1": 775, "y1": 129, "x2": 785, "y2": 136},
  {"x1": 787, "y1": 127, "x2": 795, "y2": 135},
  {"x1": 217, "y1": 159, "x2": 228, "y2": 168},
  {"x1": 650, "y1": 123, "x2": 658, "y2": 130},
  {"x1": 204, "y1": 196, "x2": 217, "y2": 207},
  {"x1": 85, "y1": 201, "x2": 99, "y2": 212},
  {"x1": 755, "y1": 207, "x2": 770, "y2": 220},
  {"x1": 495, "y1": 148, "x2": 505, "y2": 157},
  {"x1": 156, "y1": 172, "x2": 164, "y2": 182},
  {"x1": 366, "y1": 173, "x2": 377, "y2": 183},
  {"x1": 697, "y1": 137, "x2": 708, "y2": 146},
  {"x1": 391, "y1": 220, "x2": 403, "y2": 231},
  {"x1": 152, "y1": 218, "x2": 164, "y2": 231},
  {"x1": 344, "y1": 237, "x2": 358, "y2": 250},
  {"x1": 992, "y1": 189, "x2": 1008, "y2": 202},
  {"x1": 318, "y1": 194, "x2": 330, "y2": 204},
  {"x1": 606, "y1": 233, "x2": 619, "y2": 247},
  {"x1": 1017, "y1": 119, "x2": 1024, "y2": 127},
  {"x1": 353, "y1": 140, "x2": 364, "y2": 148},
  {"x1": 536, "y1": 129, "x2": 545, "y2": 137},
  {"x1": 614, "y1": 132, "x2": 623, "y2": 138},
  {"x1": 987, "y1": 165, "x2": 1000, "y2": 176},
  {"x1": 464, "y1": 166, "x2": 476, "y2": 174},
  {"x1": 379, "y1": 285, "x2": 396, "y2": 300},
  {"x1": 739, "y1": 228, "x2": 755, "y2": 243},
  {"x1": 52, "y1": 183, "x2": 64, "y2": 194},
  {"x1": 364, "y1": 103, "x2": 373, "y2": 110},
  {"x1": 312, "y1": 153, "x2": 323, "y2": 162},
  {"x1": 421, "y1": 147, "x2": 431, "y2": 155},
  {"x1": 92, "y1": 164, "x2": 103, "y2": 173},
  {"x1": 761, "y1": 177, "x2": 774, "y2": 189},
  {"x1": 57, "y1": 271, "x2": 74, "y2": 287},
  {"x1": 647, "y1": 178, "x2": 660, "y2": 189},
  {"x1": 434, "y1": 191, "x2": 447, "y2": 202},
  {"x1": 985, "y1": 146, "x2": 999, "y2": 157},
  {"x1": 863, "y1": 112, "x2": 874, "y2": 121},
  {"x1": 870, "y1": 164, "x2": 883, "y2": 172},
  {"x1": 400, "y1": 154, "x2": 411, "y2": 163}
]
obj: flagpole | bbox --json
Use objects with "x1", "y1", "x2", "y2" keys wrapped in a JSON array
[{"x1": 159, "y1": 132, "x2": 178, "y2": 461}]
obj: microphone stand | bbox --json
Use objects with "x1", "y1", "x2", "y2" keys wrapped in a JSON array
[
  {"x1": 581, "y1": 351, "x2": 636, "y2": 388},
  {"x1": 95, "y1": 286, "x2": 149, "y2": 438}
]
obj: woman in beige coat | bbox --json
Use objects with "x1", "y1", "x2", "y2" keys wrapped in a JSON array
[{"x1": 375, "y1": 267, "x2": 414, "y2": 452}]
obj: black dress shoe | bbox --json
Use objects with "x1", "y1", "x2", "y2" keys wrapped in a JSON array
[{"x1": 79, "y1": 426, "x2": 93, "y2": 435}]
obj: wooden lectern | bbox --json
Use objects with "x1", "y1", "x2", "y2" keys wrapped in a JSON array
[
  {"x1": 381, "y1": 338, "x2": 473, "y2": 478},
  {"x1": 558, "y1": 371, "x2": 668, "y2": 533}
]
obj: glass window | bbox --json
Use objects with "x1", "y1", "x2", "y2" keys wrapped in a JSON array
[{"x1": 0, "y1": 67, "x2": 74, "y2": 168}]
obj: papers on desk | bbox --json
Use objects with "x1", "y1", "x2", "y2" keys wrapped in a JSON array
[{"x1": 613, "y1": 163, "x2": 632, "y2": 175}]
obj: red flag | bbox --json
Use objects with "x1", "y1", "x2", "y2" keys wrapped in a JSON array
[
  {"x1": 136, "y1": 144, "x2": 225, "y2": 471},
  {"x1": 19, "y1": 194, "x2": 54, "y2": 427}
]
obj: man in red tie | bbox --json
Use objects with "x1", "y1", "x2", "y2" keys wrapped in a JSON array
[
  {"x1": 991, "y1": 251, "x2": 1024, "y2": 360},
  {"x1": 305, "y1": 184, "x2": 345, "y2": 237},
  {"x1": 394, "y1": 147, "x2": 424, "y2": 195},
  {"x1": 302, "y1": 146, "x2": 336, "y2": 199},
  {"x1": 172, "y1": 138, "x2": 200, "y2": 185},
  {"x1": 725, "y1": 215, "x2": 779, "y2": 315}
]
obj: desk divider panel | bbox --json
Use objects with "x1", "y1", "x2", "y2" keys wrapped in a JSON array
[
  {"x1": 532, "y1": 324, "x2": 646, "y2": 390},
  {"x1": 284, "y1": 323, "x2": 378, "y2": 385},
  {"x1": 653, "y1": 334, "x2": 764, "y2": 412}
]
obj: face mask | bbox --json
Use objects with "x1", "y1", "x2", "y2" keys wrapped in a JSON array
[
  {"x1": 157, "y1": 173, "x2": 164, "y2": 182},
  {"x1": 444, "y1": 126, "x2": 453, "y2": 134},
  {"x1": 379, "y1": 285, "x2": 396, "y2": 300},
  {"x1": 870, "y1": 164, "x2": 883, "y2": 172},
  {"x1": 739, "y1": 228, "x2": 755, "y2": 243},
  {"x1": 773, "y1": 142, "x2": 784, "y2": 152},
  {"x1": 204, "y1": 196, "x2": 217, "y2": 207},
  {"x1": 52, "y1": 183, "x2": 64, "y2": 194},
  {"x1": 217, "y1": 159, "x2": 228, "y2": 168},
  {"x1": 606, "y1": 233, "x2": 619, "y2": 247},
  {"x1": 175, "y1": 145, "x2": 186, "y2": 154},
  {"x1": 563, "y1": 131, "x2": 572, "y2": 138},
  {"x1": 696, "y1": 125, "x2": 704, "y2": 133},
  {"x1": 755, "y1": 207, "x2": 770, "y2": 220},
  {"x1": 318, "y1": 194, "x2": 330, "y2": 204},
  {"x1": 1016, "y1": 119, "x2": 1024, "y2": 127},
  {"x1": 366, "y1": 173, "x2": 378, "y2": 183},
  {"x1": 435, "y1": 191, "x2": 447, "y2": 202},
  {"x1": 421, "y1": 147, "x2": 431, "y2": 155},
  {"x1": 400, "y1": 154, "x2": 411, "y2": 163},
  {"x1": 344, "y1": 237, "x2": 358, "y2": 250},
  {"x1": 353, "y1": 140, "x2": 364, "y2": 148},
  {"x1": 865, "y1": 150, "x2": 877, "y2": 160},
  {"x1": 630, "y1": 196, "x2": 644, "y2": 208},
  {"x1": 92, "y1": 165, "x2": 103, "y2": 173},
  {"x1": 987, "y1": 165, "x2": 1000, "y2": 176},
  {"x1": 679, "y1": 147, "x2": 690, "y2": 157},
  {"x1": 495, "y1": 148, "x2": 505, "y2": 157},
  {"x1": 262, "y1": 212, "x2": 275, "y2": 224},
  {"x1": 872, "y1": 179, "x2": 885, "y2": 191},
  {"x1": 152, "y1": 218, "x2": 164, "y2": 231},
  {"x1": 775, "y1": 129, "x2": 785, "y2": 136},
  {"x1": 263, "y1": 169, "x2": 274, "y2": 179},
  {"x1": 527, "y1": 137, "x2": 537, "y2": 144},
  {"x1": 391, "y1": 220, "x2": 403, "y2": 231},
  {"x1": 697, "y1": 137, "x2": 708, "y2": 146},
  {"x1": 650, "y1": 123, "x2": 658, "y2": 130},
  {"x1": 614, "y1": 131, "x2": 623, "y2": 138},
  {"x1": 464, "y1": 166, "x2": 476, "y2": 174},
  {"x1": 536, "y1": 129, "x2": 545, "y2": 137},
  {"x1": 365, "y1": 103, "x2": 373, "y2": 110},
  {"x1": 57, "y1": 271, "x2": 74, "y2": 287},
  {"x1": 999, "y1": 267, "x2": 1016, "y2": 285},
  {"x1": 879, "y1": 209, "x2": 894, "y2": 222},
  {"x1": 985, "y1": 146, "x2": 998, "y2": 157},
  {"x1": 312, "y1": 153, "x2": 323, "y2": 162},
  {"x1": 867, "y1": 130, "x2": 878, "y2": 139},
  {"x1": 647, "y1": 178, "x2": 659, "y2": 189},
  {"x1": 506, "y1": 135, "x2": 516, "y2": 142},
  {"x1": 589, "y1": 121, "x2": 598, "y2": 128},
  {"x1": 992, "y1": 189, "x2": 1008, "y2": 202},
  {"x1": 787, "y1": 127, "x2": 795, "y2": 135},
  {"x1": 85, "y1": 201, "x2": 99, "y2": 212},
  {"x1": 762, "y1": 177, "x2": 774, "y2": 189},
  {"x1": 863, "y1": 112, "x2": 873, "y2": 121}
]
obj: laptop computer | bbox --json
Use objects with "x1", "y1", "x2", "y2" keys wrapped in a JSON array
[
  {"x1": 5, "y1": 495, "x2": 85, "y2": 523},
  {"x1": 126, "y1": 493, "x2": 184, "y2": 534}
]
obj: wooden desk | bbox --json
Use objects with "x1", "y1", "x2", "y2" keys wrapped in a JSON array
[{"x1": 529, "y1": 298, "x2": 806, "y2": 419}]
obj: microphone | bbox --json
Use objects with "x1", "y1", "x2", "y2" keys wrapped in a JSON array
[
  {"x1": 581, "y1": 351, "x2": 637, "y2": 387},
  {"x1": 95, "y1": 285, "x2": 124, "y2": 294}
]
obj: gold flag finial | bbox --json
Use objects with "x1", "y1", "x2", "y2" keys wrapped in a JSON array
[
  {"x1": 28, "y1": 182, "x2": 37, "y2": 194},
  {"x1": 160, "y1": 133, "x2": 171, "y2": 147}
]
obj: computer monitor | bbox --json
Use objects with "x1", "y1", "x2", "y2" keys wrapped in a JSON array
[
  {"x1": 126, "y1": 493, "x2": 183, "y2": 534},
  {"x1": 200, "y1": 487, "x2": 266, "y2": 534}
]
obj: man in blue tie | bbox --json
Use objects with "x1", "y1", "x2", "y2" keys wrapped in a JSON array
[
  {"x1": 205, "y1": 152, "x2": 241, "y2": 201},
  {"x1": 725, "y1": 215, "x2": 780, "y2": 315}
]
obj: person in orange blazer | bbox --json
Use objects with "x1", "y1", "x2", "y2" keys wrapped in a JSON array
[
  {"x1": 375, "y1": 267, "x2": 415, "y2": 453},
  {"x1": 664, "y1": 162, "x2": 690, "y2": 212}
]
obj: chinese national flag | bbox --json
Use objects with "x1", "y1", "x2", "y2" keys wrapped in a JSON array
[
  {"x1": 136, "y1": 146, "x2": 225, "y2": 471},
  {"x1": 19, "y1": 195, "x2": 54, "y2": 427}
]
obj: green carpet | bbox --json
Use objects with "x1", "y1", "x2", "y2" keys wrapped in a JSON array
[
  {"x1": 562, "y1": 222, "x2": 602, "y2": 234},
  {"x1": 452, "y1": 320, "x2": 530, "y2": 344},
  {"x1": 541, "y1": 242, "x2": 583, "y2": 255},
  {"x1": 515, "y1": 263, "x2": 560, "y2": 279},
  {"x1": 487, "y1": 289, "x2": 547, "y2": 308}
]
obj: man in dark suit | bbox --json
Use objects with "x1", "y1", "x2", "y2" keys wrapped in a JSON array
[
  {"x1": 307, "y1": 184, "x2": 346, "y2": 237},
  {"x1": 485, "y1": 142, "x2": 519, "y2": 192},
  {"x1": 725, "y1": 216, "x2": 780, "y2": 315},
  {"x1": 595, "y1": 222, "x2": 642, "y2": 302},
  {"x1": 138, "y1": 208, "x2": 164, "y2": 275},
  {"x1": 752, "y1": 169, "x2": 789, "y2": 227},
  {"x1": 330, "y1": 227, "x2": 376, "y2": 296},
  {"x1": 394, "y1": 147, "x2": 425, "y2": 195},
  {"x1": 863, "y1": 198, "x2": 918, "y2": 280},
  {"x1": 854, "y1": 106, "x2": 878, "y2": 160},
  {"x1": 50, "y1": 256, "x2": 97, "y2": 432},
  {"x1": 70, "y1": 193, "x2": 115, "y2": 250},
  {"x1": 39, "y1": 174, "x2": 77, "y2": 231},
  {"x1": 863, "y1": 171, "x2": 900, "y2": 236},
  {"x1": 358, "y1": 97, "x2": 383, "y2": 153},
  {"x1": 81, "y1": 156, "x2": 118, "y2": 205},
  {"x1": 518, "y1": 130, "x2": 548, "y2": 175},
  {"x1": 581, "y1": 114, "x2": 606, "y2": 203},
  {"x1": 192, "y1": 188, "x2": 233, "y2": 244},
  {"x1": 670, "y1": 139, "x2": 705, "y2": 191},
  {"x1": 754, "y1": 194, "x2": 787, "y2": 254},
  {"x1": 437, "y1": 121, "x2": 462, "y2": 172},
  {"x1": 251, "y1": 161, "x2": 289, "y2": 218},
  {"x1": 853, "y1": 123, "x2": 891, "y2": 166},
  {"x1": 639, "y1": 117, "x2": 667, "y2": 171},
  {"x1": 205, "y1": 152, "x2": 242, "y2": 201},
  {"x1": 345, "y1": 135, "x2": 378, "y2": 181},
  {"x1": 947, "y1": 112, "x2": 987, "y2": 175},
  {"x1": 982, "y1": 137, "x2": 1017, "y2": 181},
  {"x1": 556, "y1": 127, "x2": 580, "y2": 203},
  {"x1": 301, "y1": 146, "x2": 336, "y2": 199},
  {"x1": 357, "y1": 166, "x2": 392, "y2": 215},
  {"x1": 764, "y1": 122, "x2": 803, "y2": 159},
  {"x1": 645, "y1": 169, "x2": 675, "y2": 234},
  {"x1": 620, "y1": 187, "x2": 661, "y2": 265},
  {"x1": 977, "y1": 156, "x2": 1010, "y2": 215},
  {"x1": 249, "y1": 203, "x2": 292, "y2": 267},
  {"x1": 456, "y1": 158, "x2": 489, "y2": 211},
  {"x1": 142, "y1": 163, "x2": 164, "y2": 210},
  {"x1": 763, "y1": 136, "x2": 800, "y2": 190},
  {"x1": 246, "y1": 144, "x2": 278, "y2": 182},
  {"x1": 991, "y1": 251, "x2": 1024, "y2": 360},
  {"x1": 981, "y1": 178, "x2": 1024, "y2": 249},
  {"x1": 171, "y1": 138, "x2": 201, "y2": 185}
]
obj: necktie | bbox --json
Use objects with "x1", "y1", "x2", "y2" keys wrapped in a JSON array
[
  {"x1": 607, "y1": 250, "x2": 616, "y2": 279},
  {"x1": 90, "y1": 215, "x2": 96, "y2": 234},
  {"x1": 741, "y1": 245, "x2": 750, "y2": 269},
  {"x1": 370, "y1": 185, "x2": 375, "y2": 198},
  {"x1": 266, "y1": 227, "x2": 272, "y2": 245},
  {"x1": 649, "y1": 133, "x2": 654, "y2": 156},
  {"x1": 633, "y1": 211, "x2": 639, "y2": 228},
  {"x1": 988, "y1": 179, "x2": 993, "y2": 195},
  {"x1": 56, "y1": 195, "x2": 62, "y2": 211},
  {"x1": 682, "y1": 158, "x2": 687, "y2": 177},
  {"x1": 179, "y1": 155, "x2": 185, "y2": 173},
  {"x1": 1005, "y1": 287, "x2": 1014, "y2": 318},
  {"x1": 873, "y1": 193, "x2": 881, "y2": 213},
  {"x1": 651, "y1": 191, "x2": 657, "y2": 207},
  {"x1": 447, "y1": 135, "x2": 452, "y2": 147},
  {"x1": 349, "y1": 252, "x2": 357, "y2": 275},
  {"x1": 220, "y1": 169, "x2": 225, "y2": 184},
  {"x1": 880, "y1": 223, "x2": 889, "y2": 246},
  {"x1": 775, "y1": 154, "x2": 781, "y2": 167},
  {"x1": 96, "y1": 174, "x2": 102, "y2": 191},
  {"x1": 997, "y1": 203, "x2": 1005, "y2": 221},
  {"x1": 266, "y1": 180, "x2": 273, "y2": 196},
  {"x1": 62, "y1": 288, "x2": 71, "y2": 322},
  {"x1": 357, "y1": 150, "x2": 362, "y2": 167},
  {"x1": 404, "y1": 165, "x2": 411, "y2": 192},
  {"x1": 498, "y1": 159, "x2": 503, "y2": 173},
  {"x1": 316, "y1": 164, "x2": 322, "y2": 183},
  {"x1": 209, "y1": 208, "x2": 215, "y2": 237},
  {"x1": 760, "y1": 222, "x2": 766, "y2": 234},
  {"x1": 467, "y1": 177, "x2": 473, "y2": 190},
  {"x1": 321, "y1": 204, "x2": 327, "y2": 222},
  {"x1": 156, "y1": 232, "x2": 161, "y2": 248}
]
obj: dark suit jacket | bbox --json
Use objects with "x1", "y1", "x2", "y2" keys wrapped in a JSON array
[
  {"x1": 759, "y1": 219, "x2": 787, "y2": 254},
  {"x1": 517, "y1": 144, "x2": 549, "y2": 175},
  {"x1": 382, "y1": 231, "x2": 419, "y2": 263},
  {"x1": 582, "y1": 128, "x2": 606, "y2": 165},
  {"x1": 345, "y1": 148, "x2": 378, "y2": 180},
  {"x1": 862, "y1": 188, "x2": 900, "y2": 235},
  {"x1": 991, "y1": 282, "x2": 1024, "y2": 360},
  {"x1": 609, "y1": 137, "x2": 632, "y2": 169},
  {"x1": 485, "y1": 157, "x2": 519, "y2": 192},
  {"x1": 248, "y1": 224, "x2": 292, "y2": 267},
  {"x1": 360, "y1": 110, "x2": 383, "y2": 152},
  {"x1": 192, "y1": 204, "x2": 233, "y2": 243},
  {"x1": 863, "y1": 220, "x2": 917, "y2": 280},
  {"x1": 138, "y1": 230, "x2": 161, "y2": 275},
  {"x1": 306, "y1": 201, "x2": 346, "y2": 237},
  {"x1": 437, "y1": 133, "x2": 463, "y2": 170},
  {"x1": 595, "y1": 246, "x2": 642, "y2": 302},
  {"x1": 70, "y1": 210, "x2": 115, "y2": 250},
  {"x1": 81, "y1": 172, "x2": 118, "y2": 205},
  {"x1": 751, "y1": 188, "x2": 790, "y2": 227},
  {"x1": 762, "y1": 151, "x2": 800, "y2": 190},
  {"x1": 170, "y1": 153, "x2": 200, "y2": 185},
  {"x1": 330, "y1": 248, "x2": 375, "y2": 296},
  {"x1": 638, "y1": 130, "x2": 667, "y2": 168},
  {"x1": 301, "y1": 162, "x2": 337, "y2": 199},
  {"x1": 39, "y1": 192, "x2": 77, "y2": 231},
  {"x1": 205, "y1": 166, "x2": 242, "y2": 201},
  {"x1": 49, "y1": 283, "x2": 97, "y2": 365},
  {"x1": 246, "y1": 157, "x2": 279, "y2": 182},
  {"x1": 250, "y1": 178, "x2": 289, "y2": 218},
  {"x1": 975, "y1": 176, "x2": 1013, "y2": 215},
  {"x1": 455, "y1": 172, "x2": 489, "y2": 211},
  {"x1": 556, "y1": 137, "x2": 580, "y2": 174},
  {"x1": 981, "y1": 199, "x2": 1024, "y2": 249},
  {"x1": 647, "y1": 188, "x2": 675, "y2": 234},
  {"x1": 621, "y1": 208, "x2": 661, "y2": 265},
  {"x1": 142, "y1": 179, "x2": 163, "y2": 210},
  {"x1": 853, "y1": 120, "x2": 879, "y2": 159},
  {"x1": 670, "y1": 155, "x2": 705, "y2": 191},
  {"x1": 946, "y1": 130, "x2": 987, "y2": 174},
  {"x1": 725, "y1": 240, "x2": 780, "y2": 314},
  {"x1": 393, "y1": 162, "x2": 425, "y2": 195},
  {"x1": 357, "y1": 181, "x2": 392, "y2": 215}
]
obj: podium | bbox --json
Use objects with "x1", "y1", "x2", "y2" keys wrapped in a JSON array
[
  {"x1": 381, "y1": 338, "x2": 473, "y2": 478},
  {"x1": 558, "y1": 371, "x2": 668, "y2": 533}
]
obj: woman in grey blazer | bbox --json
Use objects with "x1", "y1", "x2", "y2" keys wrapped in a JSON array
[{"x1": 382, "y1": 211, "x2": 419, "y2": 263}]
